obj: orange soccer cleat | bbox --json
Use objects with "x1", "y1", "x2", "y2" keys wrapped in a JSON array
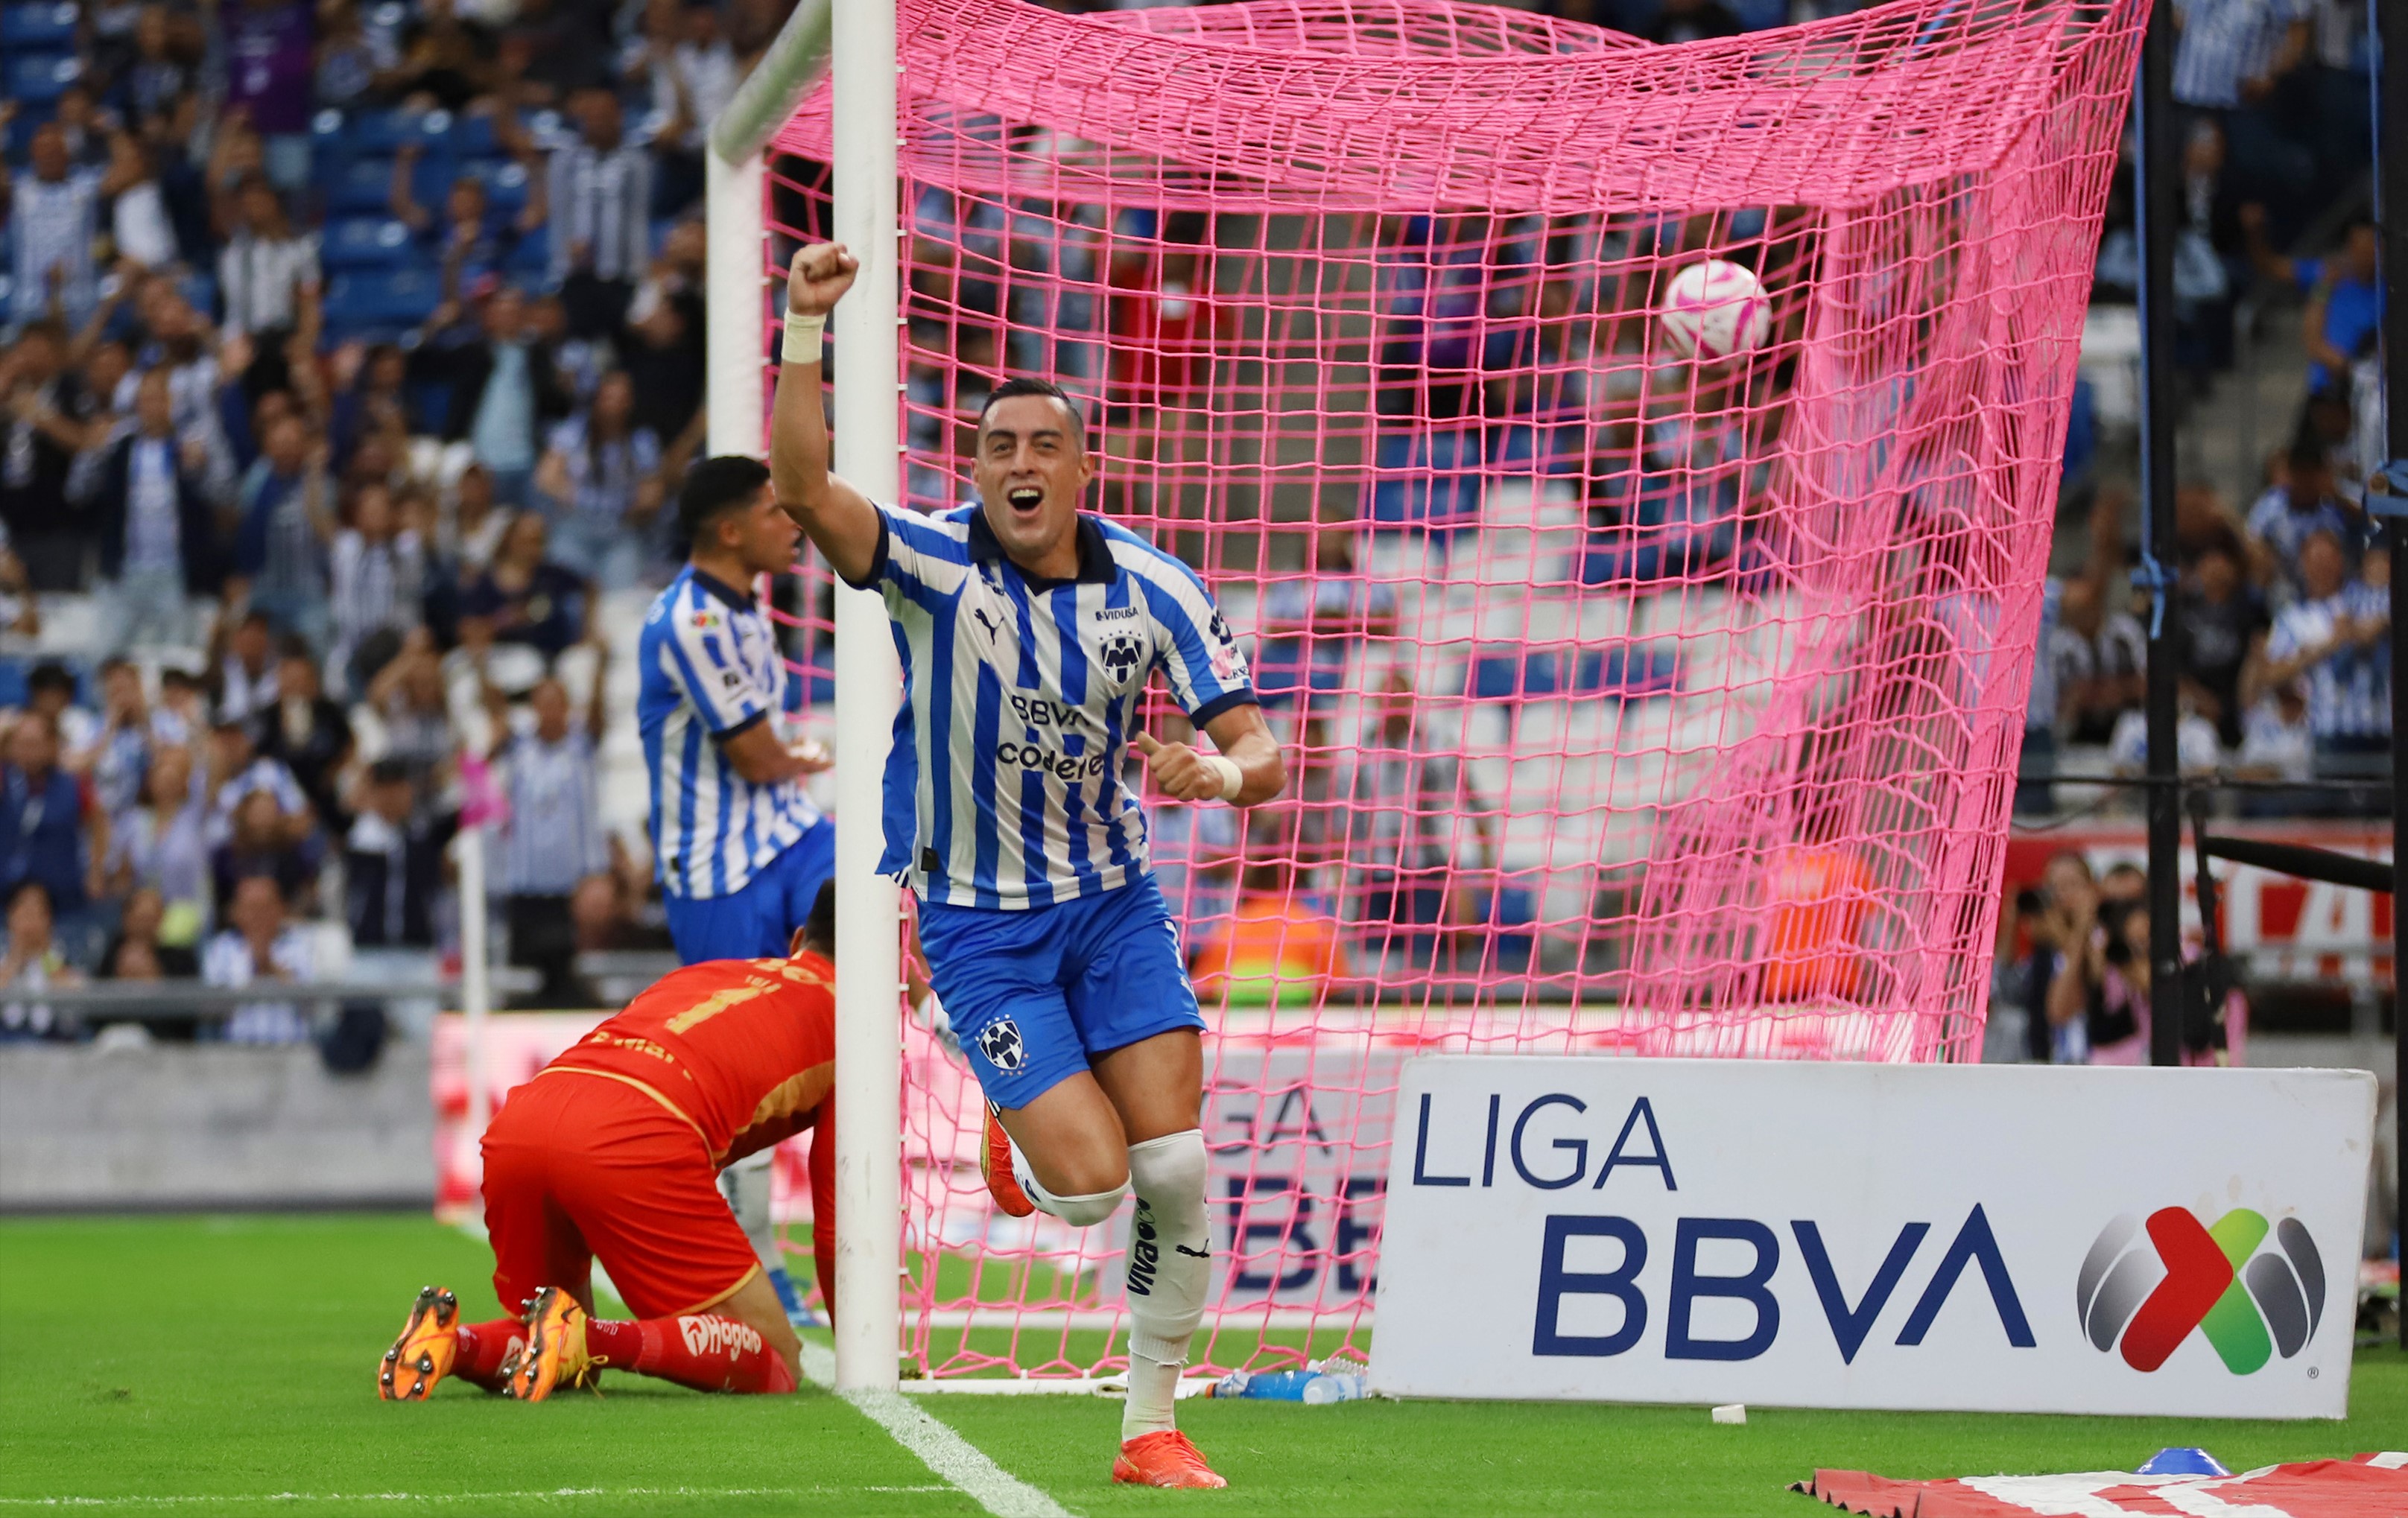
[
  {"x1": 503, "y1": 1286, "x2": 595, "y2": 1403},
  {"x1": 1112, "y1": 1431, "x2": 1228, "y2": 1490},
  {"x1": 378, "y1": 1286, "x2": 459, "y2": 1401},
  {"x1": 979, "y1": 1102, "x2": 1036, "y2": 1219}
]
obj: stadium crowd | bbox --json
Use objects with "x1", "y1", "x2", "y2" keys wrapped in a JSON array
[{"x1": 0, "y1": 0, "x2": 2389, "y2": 1052}]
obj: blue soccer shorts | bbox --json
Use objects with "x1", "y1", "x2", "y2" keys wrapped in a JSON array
[
  {"x1": 662, "y1": 817, "x2": 837, "y2": 965},
  {"x1": 916, "y1": 874, "x2": 1206, "y2": 1108}
]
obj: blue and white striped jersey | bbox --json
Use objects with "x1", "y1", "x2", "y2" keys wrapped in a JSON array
[
  {"x1": 637, "y1": 566, "x2": 824, "y2": 899},
  {"x1": 848, "y1": 502, "x2": 1256, "y2": 909}
]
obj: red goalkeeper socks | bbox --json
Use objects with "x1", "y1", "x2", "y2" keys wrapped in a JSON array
[
  {"x1": 452, "y1": 1318, "x2": 526, "y2": 1393},
  {"x1": 586, "y1": 1315, "x2": 796, "y2": 1394}
]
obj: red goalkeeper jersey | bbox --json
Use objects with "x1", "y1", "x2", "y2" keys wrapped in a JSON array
[{"x1": 546, "y1": 952, "x2": 836, "y2": 1166}]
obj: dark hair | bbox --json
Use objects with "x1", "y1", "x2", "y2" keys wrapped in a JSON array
[
  {"x1": 2286, "y1": 438, "x2": 2330, "y2": 477},
  {"x1": 978, "y1": 377, "x2": 1086, "y2": 451},
  {"x1": 26, "y1": 662, "x2": 75, "y2": 697},
  {"x1": 802, "y1": 880, "x2": 836, "y2": 956},
  {"x1": 676, "y1": 455, "x2": 773, "y2": 553},
  {"x1": 368, "y1": 757, "x2": 414, "y2": 789},
  {"x1": 276, "y1": 633, "x2": 314, "y2": 662}
]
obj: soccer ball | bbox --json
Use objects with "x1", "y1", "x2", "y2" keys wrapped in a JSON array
[{"x1": 1656, "y1": 258, "x2": 1772, "y2": 363}]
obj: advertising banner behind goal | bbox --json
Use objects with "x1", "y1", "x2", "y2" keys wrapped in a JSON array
[{"x1": 1373, "y1": 1057, "x2": 2375, "y2": 1417}]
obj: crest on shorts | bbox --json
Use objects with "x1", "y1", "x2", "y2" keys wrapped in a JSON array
[{"x1": 978, "y1": 1017, "x2": 1027, "y2": 1073}]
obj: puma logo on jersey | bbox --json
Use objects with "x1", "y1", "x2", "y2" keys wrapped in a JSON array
[{"x1": 678, "y1": 1316, "x2": 764, "y2": 1359}]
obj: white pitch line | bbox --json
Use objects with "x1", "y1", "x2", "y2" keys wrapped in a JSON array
[{"x1": 800, "y1": 1344, "x2": 1071, "y2": 1518}]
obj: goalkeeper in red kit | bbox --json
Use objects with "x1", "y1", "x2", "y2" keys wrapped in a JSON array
[{"x1": 376, "y1": 886, "x2": 841, "y2": 1401}]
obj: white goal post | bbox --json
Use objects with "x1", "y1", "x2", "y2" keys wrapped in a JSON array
[{"x1": 704, "y1": 0, "x2": 904, "y2": 1395}]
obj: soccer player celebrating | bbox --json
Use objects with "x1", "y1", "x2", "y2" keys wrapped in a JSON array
[
  {"x1": 376, "y1": 887, "x2": 840, "y2": 1401},
  {"x1": 770, "y1": 243, "x2": 1286, "y2": 1489}
]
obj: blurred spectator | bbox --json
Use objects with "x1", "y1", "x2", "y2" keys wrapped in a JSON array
[
  {"x1": 107, "y1": 130, "x2": 181, "y2": 271},
  {"x1": 328, "y1": 343, "x2": 409, "y2": 471},
  {"x1": 0, "y1": 713, "x2": 106, "y2": 920},
  {"x1": 213, "y1": 609, "x2": 282, "y2": 723},
  {"x1": 2109, "y1": 678, "x2": 2226, "y2": 777},
  {"x1": 315, "y1": 0, "x2": 378, "y2": 107},
  {"x1": 2071, "y1": 901, "x2": 2154, "y2": 1066},
  {"x1": 228, "y1": 412, "x2": 335, "y2": 646},
  {"x1": 80, "y1": 367, "x2": 228, "y2": 651},
  {"x1": 2301, "y1": 220, "x2": 2380, "y2": 396},
  {"x1": 1, "y1": 320, "x2": 107, "y2": 589},
  {"x1": 2170, "y1": 0, "x2": 2315, "y2": 215},
  {"x1": 2173, "y1": 542, "x2": 2266, "y2": 746},
  {"x1": 408, "y1": 285, "x2": 571, "y2": 507},
  {"x1": 344, "y1": 758, "x2": 456, "y2": 950},
  {"x1": 0, "y1": 882, "x2": 85, "y2": 1040},
  {"x1": 389, "y1": 150, "x2": 534, "y2": 288},
  {"x1": 496, "y1": 671, "x2": 609, "y2": 1001},
  {"x1": 1, "y1": 124, "x2": 125, "y2": 328},
  {"x1": 102, "y1": 885, "x2": 197, "y2": 980},
  {"x1": 2252, "y1": 530, "x2": 2390, "y2": 801},
  {"x1": 377, "y1": 0, "x2": 496, "y2": 110},
  {"x1": 1188, "y1": 855, "x2": 1353, "y2": 1007},
  {"x1": 257, "y1": 638, "x2": 353, "y2": 833},
  {"x1": 328, "y1": 480, "x2": 425, "y2": 694},
  {"x1": 534, "y1": 369, "x2": 665, "y2": 589},
  {"x1": 118, "y1": 5, "x2": 196, "y2": 124},
  {"x1": 204, "y1": 711, "x2": 314, "y2": 848},
  {"x1": 203, "y1": 874, "x2": 315, "y2": 1044},
  {"x1": 217, "y1": 175, "x2": 321, "y2": 339},
  {"x1": 2246, "y1": 441, "x2": 2363, "y2": 599},
  {"x1": 211, "y1": 787, "x2": 319, "y2": 910},
  {"x1": 2234, "y1": 679, "x2": 2315, "y2": 815},
  {"x1": 620, "y1": 229, "x2": 709, "y2": 451},
  {"x1": 25, "y1": 661, "x2": 100, "y2": 755},
  {"x1": 224, "y1": 0, "x2": 318, "y2": 190},
  {"x1": 630, "y1": 0, "x2": 738, "y2": 217},
  {"x1": 81, "y1": 658, "x2": 183, "y2": 822},
  {"x1": 462, "y1": 512, "x2": 589, "y2": 658},
  {"x1": 0, "y1": 542, "x2": 39, "y2": 641},
  {"x1": 1345, "y1": 673, "x2": 1495, "y2": 954},
  {"x1": 364, "y1": 629, "x2": 458, "y2": 798},
  {"x1": 548, "y1": 88, "x2": 653, "y2": 337},
  {"x1": 506, "y1": 0, "x2": 613, "y2": 106},
  {"x1": 2028, "y1": 850, "x2": 2104, "y2": 1064},
  {"x1": 2047, "y1": 578, "x2": 2147, "y2": 743},
  {"x1": 102, "y1": 743, "x2": 209, "y2": 944}
]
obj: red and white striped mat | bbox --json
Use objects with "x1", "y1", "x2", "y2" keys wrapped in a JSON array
[{"x1": 1794, "y1": 1452, "x2": 2408, "y2": 1517}]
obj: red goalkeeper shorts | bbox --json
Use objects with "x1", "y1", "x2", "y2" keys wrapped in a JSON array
[{"x1": 481, "y1": 1069, "x2": 762, "y2": 1321}]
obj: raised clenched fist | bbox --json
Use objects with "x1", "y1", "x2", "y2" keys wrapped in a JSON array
[{"x1": 787, "y1": 244, "x2": 860, "y2": 318}]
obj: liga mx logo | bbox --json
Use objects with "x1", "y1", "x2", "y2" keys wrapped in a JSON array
[{"x1": 2076, "y1": 1208, "x2": 2325, "y2": 1374}]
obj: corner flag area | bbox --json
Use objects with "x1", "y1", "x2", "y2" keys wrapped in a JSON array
[{"x1": 4, "y1": 1216, "x2": 2402, "y2": 1517}]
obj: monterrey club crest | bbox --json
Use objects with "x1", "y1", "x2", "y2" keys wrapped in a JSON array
[
  {"x1": 978, "y1": 1018, "x2": 1027, "y2": 1073},
  {"x1": 1097, "y1": 631, "x2": 1144, "y2": 687}
]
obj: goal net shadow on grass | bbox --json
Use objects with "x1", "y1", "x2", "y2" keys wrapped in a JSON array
[{"x1": 756, "y1": 0, "x2": 2144, "y2": 1382}]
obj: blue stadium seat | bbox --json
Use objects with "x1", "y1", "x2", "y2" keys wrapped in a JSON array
[
  {"x1": 322, "y1": 217, "x2": 419, "y2": 270},
  {"x1": 7, "y1": 51, "x2": 81, "y2": 104},
  {"x1": 459, "y1": 157, "x2": 531, "y2": 216},
  {"x1": 1366, "y1": 427, "x2": 1483, "y2": 530},
  {"x1": 347, "y1": 107, "x2": 434, "y2": 153},
  {"x1": 1471, "y1": 645, "x2": 1678, "y2": 702},
  {"x1": 323, "y1": 267, "x2": 442, "y2": 335},
  {"x1": 506, "y1": 223, "x2": 548, "y2": 276},
  {"x1": 329, "y1": 155, "x2": 399, "y2": 212},
  {"x1": 4, "y1": 104, "x2": 51, "y2": 161},
  {"x1": 0, "y1": 1, "x2": 78, "y2": 48}
]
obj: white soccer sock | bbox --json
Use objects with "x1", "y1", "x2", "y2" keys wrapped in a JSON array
[{"x1": 1122, "y1": 1128, "x2": 1210, "y2": 1441}]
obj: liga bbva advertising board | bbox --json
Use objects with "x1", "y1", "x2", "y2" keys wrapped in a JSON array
[{"x1": 1372, "y1": 1058, "x2": 2374, "y2": 1417}]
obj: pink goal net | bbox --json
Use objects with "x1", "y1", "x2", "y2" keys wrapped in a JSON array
[{"x1": 762, "y1": 0, "x2": 2143, "y2": 1379}]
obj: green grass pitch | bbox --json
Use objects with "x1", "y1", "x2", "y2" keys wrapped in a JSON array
[{"x1": 3, "y1": 1214, "x2": 2400, "y2": 1516}]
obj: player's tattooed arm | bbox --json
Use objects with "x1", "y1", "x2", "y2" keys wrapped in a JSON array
[
  {"x1": 769, "y1": 243, "x2": 884, "y2": 586},
  {"x1": 1134, "y1": 704, "x2": 1286, "y2": 807}
]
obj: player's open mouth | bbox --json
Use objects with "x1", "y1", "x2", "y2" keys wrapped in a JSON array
[{"x1": 1007, "y1": 487, "x2": 1044, "y2": 513}]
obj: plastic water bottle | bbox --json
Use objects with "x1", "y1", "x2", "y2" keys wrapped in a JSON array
[
  {"x1": 1301, "y1": 1371, "x2": 1365, "y2": 1404},
  {"x1": 1215, "y1": 1369, "x2": 1317, "y2": 1400}
]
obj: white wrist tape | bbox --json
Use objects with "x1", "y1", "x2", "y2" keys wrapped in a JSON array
[
  {"x1": 1202, "y1": 755, "x2": 1243, "y2": 802},
  {"x1": 782, "y1": 312, "x2": 826, "y2": 364}
]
